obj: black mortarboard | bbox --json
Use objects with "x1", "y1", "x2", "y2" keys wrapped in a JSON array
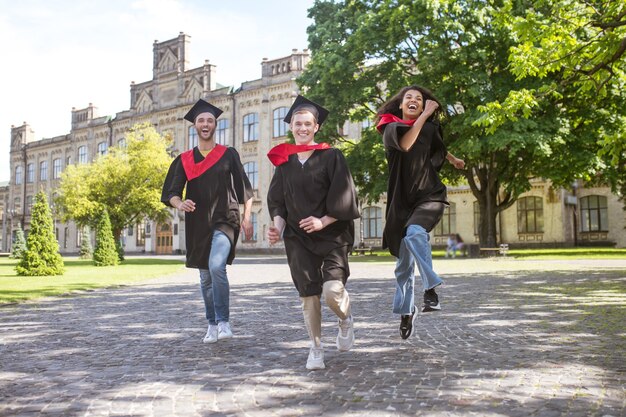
[
  {"x1": 283, "y1": 95, "x2": 329, "y2": 126},
  {"x1": 183, "y1": 99, "x2": 223, "y2": 123}
]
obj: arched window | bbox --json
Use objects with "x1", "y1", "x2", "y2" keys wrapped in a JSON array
[
  {"x1": 117, "y1": 138, "x2": 127, "y2": 149},
  {"x1": 188, "y1": 126, "x2": 198, "y2": 149},
  {"x1": 243, "y1": 113, "x2": 259, "y2": 142},
  {"x1": 243, "y1": 161, "x2": 258, "y2": 191},
  {"x1": 78, "y1": 146, "x2": 88, "y2": 164},
  {"x1": 273, "y1": 107, "x2": 288, "y2": 138},
  {"x1": 362, "y1": 206, "x2": 383, "y2": 238},
  {"x1": 216, "y1": 119, "x2": 229, "y2": 145},
  {"x1": 517, "y1": 196, "x2": 543, "y2": 233},
  {"x1": 97, "y1": 142, "x2": 108, "y2": 156},
  {"x1": 26, "y1": 163, "x2": 34, "y2": 183},
  {"x1": 580, "y1": 195, "x2": 608, "y2": 232},
  {"x1": 53, "y1": 158, "x2": 62, "y2": 179},
  {"x1": 39, "y1": 161, "x2": 48, "y2": 181},
  {"x1": 434, "y1": 203, "x2": 456, "y2": 236},
  {"x1": 15, "y1": 166, "x2": 23, "y2": 185}
]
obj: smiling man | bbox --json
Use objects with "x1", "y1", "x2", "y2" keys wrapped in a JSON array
[
  {"x1": 161, "y1": 98, "x2": 254, "y2": 344},
  {"x1": 266, "y1": 95, "x2": 360, "y2": 370}
]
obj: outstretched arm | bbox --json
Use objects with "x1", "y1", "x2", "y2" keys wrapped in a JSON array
[{"x1": 446, "y1": 152, "x2": 465, "y2": 169}]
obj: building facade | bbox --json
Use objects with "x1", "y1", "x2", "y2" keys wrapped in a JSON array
[{"x1": 1, "y1": 33, "x2": 624, "y2": 254}]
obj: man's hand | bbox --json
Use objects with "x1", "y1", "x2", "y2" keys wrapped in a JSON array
[
  {"x1": 299, "y1": 216, "x2": 325, "y2": 233},
  {"x1": 451, "y1": 157, "x2": 465, "y2": 169},
  {"x1": 267, "y1": 225, "x2": 282, "y2": 245},
  {"x1": 178, "y1": 199, "x2": 196, "y2": 212},
  {"x1": 241, "y1": 216, "x2": 253, "y2": 240}
]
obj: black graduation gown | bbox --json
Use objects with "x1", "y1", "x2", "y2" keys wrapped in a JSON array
[
  {"x1": 382, "y1": 121, "x2": 448, "y2": 257},
  {"x1": 161, "y1": 146, "x2": 253, "y2": 268},
  {"x1": 267, "y1": 148, "x2": 360, "y2": 256}
]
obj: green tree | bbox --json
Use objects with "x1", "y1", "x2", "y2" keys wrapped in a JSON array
[
  {"x1": 301, "y1": 0, "x2": 602, "y2": 246},
  {"x1": 93, "y1": 208, "x2": 119, "y2": 266},
  {"x1": 10, "y1": 223, "x2": 27, "y2": 260},
  {"x1": 56, "y1": 123, "x2": 171, "y2": 257},
  {"x1": 16, "y1": 192, "x2": 64, "y2": 276},
  {"x1": 478, "y1": 0, "x2": 626, "y2": 202},
  {"x1": 79, "y1": 227, "x2": 92, "y2": 259}
]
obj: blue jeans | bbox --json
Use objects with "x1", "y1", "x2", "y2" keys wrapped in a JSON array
[
  {"x1": 198, "y1": 230, "x2": 231, "y2": 324},
  {"x1": 392, "y1": 224, "x2": 444, "y2": 315}
]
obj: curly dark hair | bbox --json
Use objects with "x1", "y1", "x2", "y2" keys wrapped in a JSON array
[{"x1": 375, "y1": 85, "x2": 444, "y2": 128}]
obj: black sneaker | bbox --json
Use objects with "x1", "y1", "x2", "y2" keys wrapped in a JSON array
[
  {"x1": 422, "y1": 288, "x2": 441, "y2": 312},
  {"x1": 399, "y1": 307, "x2": 416, "y2": 339}
]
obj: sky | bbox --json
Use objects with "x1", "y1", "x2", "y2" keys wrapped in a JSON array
[{"x1": 0, "y1": 0, "x2": 316, "y2": 182}]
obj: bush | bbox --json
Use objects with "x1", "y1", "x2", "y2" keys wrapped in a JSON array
[
  {"x1": 79, "y1": 226, "x2": 93, "y2": 259},
  {"x1": 10, "y1": 224, "x2": 27, "y2": 259},
  {"x1": 93, "y1": 208, "x2": 119, "y2": 266},
  {"x1": 16, "y1": 192, "x2": 65, "y2": 276}
]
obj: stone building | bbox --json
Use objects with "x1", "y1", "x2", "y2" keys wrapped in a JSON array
[{"x1": 0, "y1": 33, "x2": 624, "y2": 254}]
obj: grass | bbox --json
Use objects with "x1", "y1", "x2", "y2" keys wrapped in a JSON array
[
  {"x1": 0, "y1": 257, "x2": 185, "y2": 305},
  {"x1": 348, "y1": 247, "x2": 626, "y2": 262}
]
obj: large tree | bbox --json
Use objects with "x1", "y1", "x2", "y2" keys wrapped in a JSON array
[
  {"x1": 478, "y1": 0, "x2": 626, "y2": 201},
  {"x1": 300, "y1": 0, "x2": 606, "y2": 246},
  {"x1": 56, "y1": 123, "x2": 171, "y2": 255}
]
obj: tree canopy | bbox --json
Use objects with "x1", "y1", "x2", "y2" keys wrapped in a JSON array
[
  {"x1": 56, "y1": 123, "x2": 172, "y2": 251},
  {"x1": 300, "y1": 0, "x2": 625, "y2": 246}
]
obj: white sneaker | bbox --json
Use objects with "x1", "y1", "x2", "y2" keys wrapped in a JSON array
[
  {"x1": 217, "y1": 322, "x2": 233, "y2": 340},
  {"x1": 337, "y1": 315, "x2": 355, "y2": 351},
  {"x1": 306, "y1": 346, "x2": 325, "y2": 370},
  {"x1": 203, "y1": 324, "x2": 218, "y2": 343}
]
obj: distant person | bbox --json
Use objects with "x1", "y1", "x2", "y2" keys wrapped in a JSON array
[
  {"x1": 445, "y1": 234, "x2": 458, "y2": 258},
  {"x1": 376, "y1": 85, "x2": 465, "y2": 339},
  {"x1": 455, "y1": 234, "x2": 465, "y2": 257},
  {"x1": 267, "y1": 95, "x2": 360, "y2": 370},
  {"x1": 161, "y1": 99, "x2": 254, "y2": 344}
]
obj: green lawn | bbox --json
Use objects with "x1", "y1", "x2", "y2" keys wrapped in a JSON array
[
  {"x1": 349, "y1": 247, "x2": 626, "y2": 261},
  {"x1": 0, "y1": 257, "x2": 185, "y2": 305}
]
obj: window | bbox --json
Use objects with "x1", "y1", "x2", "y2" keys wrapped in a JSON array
[
  {"x1": 53, "y1": 158, "x2": 62, "y2": 179},
  {"x1": 136, "y1": 223, "x2": 146, "y2": 246},
  {"x1": 13, "y1": 197, "x2": 21, "y2": 213},
  {"x1": 362, "y1": 206, "x2": 383, "y2": 238},
  {"x1": 39, "y1": 160, "x2": 48, "y2": 181},
  {"x1": 64, "y1": 227, "x2": 69, "y2": 249},
  {"x1": 78, "y1": 146, "x2": 88, "y2": 163},
  {"x1": 243, "y1": 162, "x2": 258, "y2": 191},
  {"x1": 273, "y1": 107, "x2": 288, "y2": 138},
  {"x1": 26, "y1": 196, "x2": 33, "y2": 214},
  {"x1": 97, "y1": 141, "x2": 108, "y2": 156},
  {"x1": 188, "y1": 126, "x2": 198, "y2": 149},
  {"x1": 77, "y1": 228, "x2": 82, "y2": 247},
  {"x1": 26, "y1": 163, "x2": 34, "y2": 183},
  {"x1": 15, "y1": 166, "x2": 23, "y2": 185},
  {"x1": 127, "y1": 225, "x2": 133, "y2": 236},
  {"x1": 580, "y1": 195, "x2": 608, "y2": 232},
  {"x1": 243, "y1": 212, "x2": 258, "y2": 242},
  {"x1": 216, "y1": 119, "x2": 229, "y2": 145},
  {"x1": 117, "y1": 138, "x2": 126, "y2": 149},
  {"x1": 517, "y1": 196, "x2": 544, "y2": 233},
  {"x1": 473, "y1": 201, "x2": 480, "y2": 235},
  {"x1": 434, "y1": 203, "x2": 456, "y2": 236},
  {"x1": 66, "y1": 155, "x2": 72, "y2": 166},
  {"x1": 243, "y1": 113, "x2": 259, "y2": 142}
]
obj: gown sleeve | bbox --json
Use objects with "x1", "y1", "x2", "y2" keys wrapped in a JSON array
[
  {"x1": 228, "y1": 148, "x2": 254, "y2": 204},
  {"x1": 161, "y1": 155, "x2": 186, "y2": 207},
  {"x1": 326, "y1": 149, "x2": 360, "y2": 221},
  {"x1": 267, "y1": 165, "x2": 287, "y2": 220},
  {"x1": 429, "y1": 121, "x2": 447, "y2": 172},
  {"x1": 382, "y1": 122, "x2": 411, "y2": 152}
]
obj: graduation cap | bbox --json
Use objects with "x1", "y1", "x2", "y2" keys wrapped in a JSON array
[
  {"x1": 283, "y1": 95, "x2": 329, "y2": 126},
  {"x1": 183, "y1": 99, "x2": 223, "y2": 123}
]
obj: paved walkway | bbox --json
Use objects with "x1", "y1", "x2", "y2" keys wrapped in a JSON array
[{"x1": 1, "y1": 257, "x2": 625, "y2": 416}]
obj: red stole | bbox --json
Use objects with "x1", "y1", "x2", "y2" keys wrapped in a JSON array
[
  {"x1": 267, "y1": 142, "x2": 331, "y2": 166},
  {"x1": 180, "y1": 145, "x2": 227, "y2": 181},
  {"x1": 376, "y1": 113, "x2": 417, "y2": 133}
]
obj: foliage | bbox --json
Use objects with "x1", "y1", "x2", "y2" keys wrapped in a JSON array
[
  {"x1": 15, "y1": 192, "x2": 64, "y2": 276},
  {"x1": 93, "y1": 208, "x2": 119, "y2": 267},
  {"x1": 79, "y1": 227, "x2": 92, "y2": 259},
  {"x1": 9, "y1": 224, "x2": 26, "y2": 260},
  {"x1": 478, "y1": 0, "x2": 626, "y2": 201},
  {"x1": 56, "y1": 123, "x2": 172, "y2": 255},
  {"x1": 301, "y1": 0, "x2": 611, "y2": 246}
]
